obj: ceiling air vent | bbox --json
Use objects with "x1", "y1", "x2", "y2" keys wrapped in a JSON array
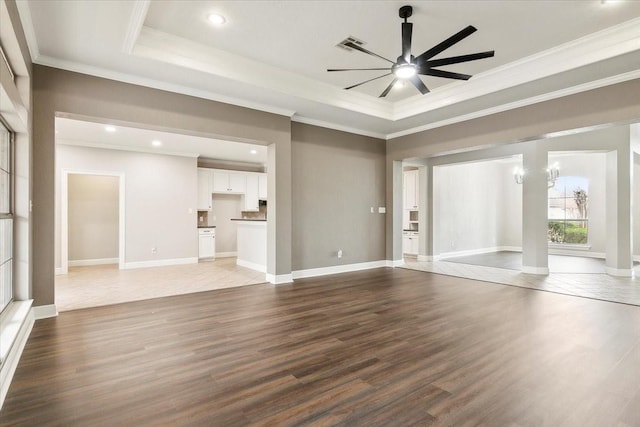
[{"x1": 336, "y1": 36, "x2": 365, "y2": 52}]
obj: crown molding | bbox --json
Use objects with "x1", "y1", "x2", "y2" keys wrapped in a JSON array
[
  {"x1": 34, "y1": 55, "x2": 297, "y2": 118},
  {"x1": 14, "y1": 0, "x2": 39, "y2": 60},
  {"x1": 122, "y1": 0, "x2": 150, "y2": 54}
]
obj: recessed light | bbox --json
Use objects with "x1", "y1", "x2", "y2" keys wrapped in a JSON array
[
  {"x1": 105, "y1": 125, "x2": 116, "y2": 133},
  {"x1": 151, "y1": 140, "x2": 162, "y2": 147},
  {"x1": 250, "y1": 149, "x2": 257, "y2": 154},
  {"x1": 207, "y1": 13, "x2": 226, "y2": 25}
]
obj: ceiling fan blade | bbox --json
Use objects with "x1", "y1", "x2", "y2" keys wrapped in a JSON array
[
  {"x1": 422, "y1": 51, "x2": 495, "y2": 68},
  {"x1": 379, "y1": 78, "x2": 398, "y2": 98},
  {"x1": 345, "y1": 73, "x2": 393, "y2": 90},
  {"x1": 402, "y1": 22, "x2": 413, "y2": 63},
  {"x1": 327, "y1": 68, "x2": 391, "y2": 72},
  {"x1": 409, "y1": 75, "x2": 430, "y2": 94},
  {"x1": 343, "y1": 41, "x2": 395, "y2": 64},
  {"x1": 421, "y1": 68, "x2": 472, "y2": 80},
  {"x1": 415, "y1": 25, "x2": 477, "y2": 64}
]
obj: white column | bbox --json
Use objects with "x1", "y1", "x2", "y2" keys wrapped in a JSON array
[
  {"x1": 521, "y1": 142, "x2": 549, "y2": 274},
  {"x1": 605, "y1": 148, "x2": 633, "y2": 276}
]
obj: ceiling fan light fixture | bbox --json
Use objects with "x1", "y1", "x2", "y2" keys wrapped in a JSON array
[{"x1": 394, "y1": 64, "x2": 416, "y2": 79}]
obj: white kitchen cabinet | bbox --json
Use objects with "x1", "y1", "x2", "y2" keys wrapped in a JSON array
[
  {"x1": 244, "y1": 174, "x2": 260, "y2": 211},
  {"x1": 198, "y1": 228, "x2": 215, "y2": 259},
  {"x1": 212, "y1": 170, "x2": 246, "y2": 193},
  {"x1": 404, "y1": 170, "x2": 419, "y2": 210},
  {"x1": 258, "y1": 173, "x2": 267, "y2": 199},
  {"x1": 197, "y1": 168, "x2": 212, "y2": 211},
  {"x1": 403, "y1": 231, "x2": 419, "y2": 255}
]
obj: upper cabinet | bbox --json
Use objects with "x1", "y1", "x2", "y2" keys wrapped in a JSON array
[
  {"x1": 404, "y1": 169, "x2": 419, "y2": 210},
  {"x1": 244, "y1": 174, "x2": 260, "y2": 211},
  {"x1": 258, "y1": 174, "x2": 267, "y2": 200},
  {"x1": 212, "y1": 170, "x2": 246, "y2": 193},
  {"x1": 198, "y1": 168, "x2": 267, "y2": 212},
  {"x1": 197, "y1": 168, "x2": 212, "y2": 211}
]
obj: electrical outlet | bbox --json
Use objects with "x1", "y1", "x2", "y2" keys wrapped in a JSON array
[
  {"x1": 378, "y1": 207, "x2": 386, "y2": 213},
  {"x1": 370, "y1": 207, "x2": 374, "y2": 213},
  {"x1": 337, "y1": 249, "x2": 343, "y2": 259},
  {"x1": 151, "y1": 247, "x2": 157, "y2": 254}
]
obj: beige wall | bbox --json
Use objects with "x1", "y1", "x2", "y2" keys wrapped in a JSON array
[
  {"x1": 68, "y1": 174, "x2": 119, "y2": 262},
  {"x1": 291, "y1": 122, "x2": 386, "y2": 270}
]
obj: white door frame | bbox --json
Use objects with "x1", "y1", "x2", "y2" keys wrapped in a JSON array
[{"x1": 60, "y1": 169, "x2": 126, "y2": 274}]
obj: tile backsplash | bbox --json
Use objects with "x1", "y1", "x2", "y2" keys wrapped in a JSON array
[{"x1": 197, "y1": 211, "x2": 208, "y2": 227}]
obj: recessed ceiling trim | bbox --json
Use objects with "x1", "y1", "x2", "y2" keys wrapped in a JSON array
[
  {"x1": 122, "y1": 0, "x2": 150, "y2": 54},
  {"x1": 393, "y1": 16, "x2": 640, "y2": 120},
  {"x1": 133, "y1": 27, "x2": 393, "y2": 120},
  {"x1": 34, "y1": 54, "x2": 298, "y2": 118},
  {"x1": 387, "y1": 69, "x2": 640, "y2": 140}
]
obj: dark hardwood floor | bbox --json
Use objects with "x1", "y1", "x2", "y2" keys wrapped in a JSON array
[{"x1": 2, "y1": 268, "x2": 639, "y2": 426}]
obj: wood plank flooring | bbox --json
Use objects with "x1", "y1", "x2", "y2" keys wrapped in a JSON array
[{"x1": 2, "y1": 267, "x2": 640, "y2": 426}]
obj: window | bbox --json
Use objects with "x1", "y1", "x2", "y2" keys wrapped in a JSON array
[
  {"x1": 0, "y1": 120, "x2": 12, "y2": 314},
  {"x1": 548, "y1": 176, "x2": 588, "y2": 244}
]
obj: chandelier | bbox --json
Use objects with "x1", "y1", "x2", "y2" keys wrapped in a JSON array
[{"x1": 514, "y1": 163, "x2": 559, "y2": 188}]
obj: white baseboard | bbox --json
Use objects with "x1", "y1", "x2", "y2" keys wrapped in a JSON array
[
  {"x1": 605, "y1": 267, "x2": 633, "y2": 277},
  {"x1": 33, "y1": 304, "x2": 58, "y2": 319},
  {"x1": 68, "y1": 258, "x2": 118, "y2": 267},
  {"x1": 522, "y1": 266, "x2": 550, "y2": 275},
  {"x1": 1, "y1": 300, "x2": 34, "y2": 411},
  {"x1": 266, "y1": 273, "x2": 293, "y2": 284},
  {"x1": 437, "y1": 246, "x2": 505, "y2": 260},
  {"x1": 236, "y1": 259, "x2": 266, "y2": 273},
  {"x1": 548, "y1": 248, "x2": 605, "y2": 258},
  {"x1": 387, "y1": 259, "x2": 405, "y2": 267},
  {"x1": 417, "y1": 255, "x2": 434, "y2": 262},
  {"x1": 291, "y1": 260, "x2": 388, "y2": 280},
  {"x1": 55, "y1": 267, "x2": 66, "y2": 275},
  {"x1": 215, "y1": 251, "x2": 237, "y2": 258},
  {"x1": 123, "y1": 257, "x2": 198, "y2": 270}
]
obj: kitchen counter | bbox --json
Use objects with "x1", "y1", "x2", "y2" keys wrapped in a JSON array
[
  {"x1": 230, "y1": 218, "x2": 266, "y2": 222},
  {"x1": 197, "y1": 225, "x2": 217, "y2": 228},
  {"x1": 234, "y1": 220, "x2": 266, "y2": 273}
]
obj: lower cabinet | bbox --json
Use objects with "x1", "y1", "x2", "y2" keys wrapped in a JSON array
[{"x1": 403, "y1": 232, "x2": 419, "y2": 255}]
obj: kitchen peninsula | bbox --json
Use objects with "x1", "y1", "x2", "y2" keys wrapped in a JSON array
[{"x1": 231, "y1": 219, "x2": 266, "y2": 273}]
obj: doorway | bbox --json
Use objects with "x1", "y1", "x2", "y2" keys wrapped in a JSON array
[{"x1": 60, "y1": 170, "x2": 125, "y2": 274}]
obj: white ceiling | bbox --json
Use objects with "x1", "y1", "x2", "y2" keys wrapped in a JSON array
[
  {"x1": 55, "y1": 117, "x2": 268, "y2": 165},
  {"x1": 17, "y1": 0, "x2": 640, "y2": 140}
]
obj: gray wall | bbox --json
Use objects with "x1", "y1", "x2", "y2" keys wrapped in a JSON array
[
  {"x1": 33, "y1": 65, "x2": 291, "y2": 305},
  {"x1": 291, "y1": 122, "x2": 386, "y2": 270},
  {"x1": 56, "y1": 145, "x2": 197, "y2": 265},
  {"x1": 68, "y1": 174, "x2": 119, "y2": 262}
]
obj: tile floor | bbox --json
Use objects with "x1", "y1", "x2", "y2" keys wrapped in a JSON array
[
  {"x1": 403, "y1": 257, "x2": 640, "y2": 306},
  {"x1": 55, "y1": 257, "x2": 267, "y2": 312}
]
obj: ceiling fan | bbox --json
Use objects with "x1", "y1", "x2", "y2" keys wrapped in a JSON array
[{"x1": 328, "y1": 5, "x2": 495, "y2": 97}]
